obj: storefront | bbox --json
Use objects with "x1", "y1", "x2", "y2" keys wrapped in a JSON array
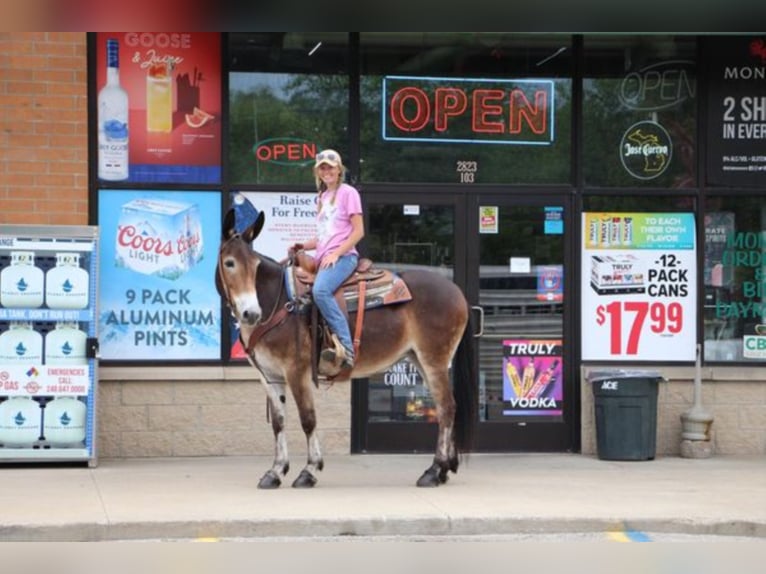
[{"x1": 82, "y1": 33, "x2": 765, "y2": 456}]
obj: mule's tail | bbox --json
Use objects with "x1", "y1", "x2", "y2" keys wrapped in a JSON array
[{"x1": 453, "y1": 311, "x2": 478, "y2": 453}]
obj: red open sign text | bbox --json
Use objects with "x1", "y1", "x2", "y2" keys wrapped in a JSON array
[{"x1": 384, "y1": 76, "x2": 555, "y2": 145}]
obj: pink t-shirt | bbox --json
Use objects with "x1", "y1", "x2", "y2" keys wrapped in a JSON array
[{"x1": 315, "y1": 183, "x2": 362, "y2": 263}]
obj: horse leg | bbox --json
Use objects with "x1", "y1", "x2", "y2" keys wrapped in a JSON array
[
  {"x1": 288, "y1": 372, "x2": 324, "y2": 488},
  {"x1": 257, "y1": 379, "x2": 290, "y2": 489},
  {"x1": 413, "y1": 362, "x2": 457, "y2": 487}
]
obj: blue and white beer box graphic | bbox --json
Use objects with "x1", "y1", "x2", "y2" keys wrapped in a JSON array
[{"x1": 115, "y1": 198, "x2": 203, "y2": 281}]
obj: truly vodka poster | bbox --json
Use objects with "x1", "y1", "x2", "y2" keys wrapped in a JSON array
[
  {"x1": 95, "y1": 33, "x2": 222, "y2": 184},
  {"x1": 98, "y1": 190, "x2": 221, "y2": 360},
  {"x1": 502, "y1": 339, "x2": 563, "y2": 418}
]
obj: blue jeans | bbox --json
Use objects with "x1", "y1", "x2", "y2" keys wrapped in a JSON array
[{"x1": 312, "y1": 254, "x2": 358, "y2": 357}]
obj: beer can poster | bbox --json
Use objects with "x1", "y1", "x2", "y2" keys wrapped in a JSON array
[
  {"x1": 581, "y1": 212, "x2": 696, "y2": 362},
  {"x1": 503, "y1": 339, "x2": 563, "y2": 417},
  {"x1": 95, "y1": 33, "x2": 222, "y2": 184},
  {"x1": 98, "y1": 190, "x2": 222, "y2": 360}
]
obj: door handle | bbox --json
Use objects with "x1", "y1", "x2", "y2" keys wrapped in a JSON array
[{"x1": 471, "y1": 305, "x2": 484, "y2": 338}]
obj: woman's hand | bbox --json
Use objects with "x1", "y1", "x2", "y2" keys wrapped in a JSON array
[{"x1": 320, "y1": 251, "x2": 340, "y2": 268}]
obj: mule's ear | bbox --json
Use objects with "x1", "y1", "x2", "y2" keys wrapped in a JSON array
[
  {"x1": 243, "y1": 210, "x2": 265, "y2": 244},
  {"x1": 222, "y1": 209, "x2": 237, "y2": 240}
]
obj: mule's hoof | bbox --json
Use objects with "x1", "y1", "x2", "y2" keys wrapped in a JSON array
[
  {"x1": 258, "y1": 469, "x2": 282, "y2": 489},
  {"x1": 416, "y1": 468, "x2": 441, "y2": 487},
  {"x1": 292, "y1": 469, "x2": 318, "y2": 488}
]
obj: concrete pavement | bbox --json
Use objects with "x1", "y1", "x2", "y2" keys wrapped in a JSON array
[{"x1": 1, "y1": 452, "x2": 765, "y2": 541}]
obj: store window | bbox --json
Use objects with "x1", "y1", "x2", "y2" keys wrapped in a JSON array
[
  {"x1": 704, "y1": 35, "x2": 766, "y2": 189},
  {"x1": 583, "y1": 35, "x2": 697, "y2": 188},
  {"x1": 359, "y1": 33, "x2": 572, "y2": 185},
  {"x1": 704, "y1": 196, "x2": 766, "y2": 362},
  {"x1": 228, "y1": 33, "x2": 349, "y2": 185}
]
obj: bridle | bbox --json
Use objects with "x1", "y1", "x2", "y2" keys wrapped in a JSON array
[
  {"x1": 217, "y1": 234, "x2": 291, "y2": 354},
  {"x1": 216, "y1": 234, "x2": 241, "y2": 314}
]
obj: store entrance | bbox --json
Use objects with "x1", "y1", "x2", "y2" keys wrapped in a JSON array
[
  {"x1": 468, "y1": 194, "x2": 576, "y2": 452},
  {"x1": 351, "y1": 190, "x2": 576, "y2": 453}
]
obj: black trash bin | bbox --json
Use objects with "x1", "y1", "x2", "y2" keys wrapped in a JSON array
[{"x1": 588, "y1": 370, "x2": 663, "y2": 461}]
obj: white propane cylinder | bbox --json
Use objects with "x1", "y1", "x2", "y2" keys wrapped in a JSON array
[
  {"x1": 45, "y1": 253, "x2": 89, "y2": 309},
  {"x1": 43, "y1": 396, "x2": 87, "y2": 447},
  {"x1": 0, "y1": 396, "x2": 42, "y2": 447},
  {"x1": 0, "y1": 322, "x2": 43, "y2": 364},
  {"x1": 44, "y1": 323, "x2": 87, "y2": 365},
  {"x1": 0, "y1": 251, "x2": 44, "y2": 308}
]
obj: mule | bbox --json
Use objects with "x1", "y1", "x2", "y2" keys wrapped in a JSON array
[{"x1": 216, "y1": 208, "x2": 478, "y2": 488}]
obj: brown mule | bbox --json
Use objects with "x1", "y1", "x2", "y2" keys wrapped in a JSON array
[{"x1": 216, "y1": 208, "x2": 478, "y2": 488}]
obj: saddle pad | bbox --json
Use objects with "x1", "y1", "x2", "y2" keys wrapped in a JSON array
[
  {"x1": 285, "y1": 266, "x2": 412, "y2": 312},
  {"x1": 344, "y1": 274, "x2": 412, "y2": 312}
]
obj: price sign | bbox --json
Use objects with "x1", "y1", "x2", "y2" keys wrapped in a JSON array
[
  {"x1": 581, "y1": 213, "x2": 696, "y2": 361},
  {"x1": 595, "y1": 301, "x2": 683, "y2": 355}
]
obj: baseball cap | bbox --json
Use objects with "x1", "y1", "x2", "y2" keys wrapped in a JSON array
[
  {"x1": 232, "y1": 193, "x2": 260, "y2": 234},
  {"x1": 315, "y1": 149, "x2": 342, "y2": 168}
]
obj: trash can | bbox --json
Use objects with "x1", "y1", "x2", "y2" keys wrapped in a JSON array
[{"x1": 588, "y1": 370, "x2": 663, "y2": 461}]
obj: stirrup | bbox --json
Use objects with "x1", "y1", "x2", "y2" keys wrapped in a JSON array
[
  {"x1": 320, "y1": 347, "x2": 339, "y2": 364},
  {"x1": 321, "y1": 335, "x2": 355, "y2": 369},
  {"x1": 320, "y1": 334, "x2": 345, "y2": 365}
]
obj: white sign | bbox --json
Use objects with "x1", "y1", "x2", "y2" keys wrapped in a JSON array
[
  {"x1": 510, "y1": 257, "x2": 531, "y2": 274},
  {"x1": 403, "y1": 205, "x2": 420, "y2": 216},
  {"x1": 581, "y1": 212, "x2": 697, "y2": 362},
  {"x1": 239, "y1": 191, "x2": 317, "y2": 259},
  {"x1": 743, "y1": 336, "x2": 766, "y2": 359},
  {"x1": 0, "y1": 365, "x2": 92, "y2": 397}
]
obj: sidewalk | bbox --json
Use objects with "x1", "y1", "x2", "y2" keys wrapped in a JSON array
[{"x1": 1, "y1": 453, "x2": 765, "y2": 541}]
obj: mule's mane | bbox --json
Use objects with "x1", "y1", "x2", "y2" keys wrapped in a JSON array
[{"x1": 254, "y1": 250, "x2": 282, "y2": 269}]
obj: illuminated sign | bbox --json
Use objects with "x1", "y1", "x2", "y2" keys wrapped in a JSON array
[
  {"x1": 619, "y1": 121, "x2": 673, "y2": 180},
  {"x1": 618, "y1": 60, "x2": 696, "y2": 111},
  {"x1": 382, "y1": 76, "x2": 555, "y2": 145},
  {"x1": 254, "y1": 138, "x2": 317, "y2": 166}
]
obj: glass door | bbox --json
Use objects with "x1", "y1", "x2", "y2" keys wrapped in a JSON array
[
  {"x1": 352, "y1": 190, "x2": 465, "y2": 453},
  {"x1": 468, "y1": 194, "x2": 576, "y2": 451},
  {"x1": 352, "y1": 190, "x2": 577, "y2": 453}
]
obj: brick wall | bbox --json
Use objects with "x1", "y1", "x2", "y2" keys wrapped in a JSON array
[
  {"x1": 0, "y1": 32, "x2": 89, "y2": 225},
  {"x1": 97, "y1": 375, "x2": 352, "y2": 458}
]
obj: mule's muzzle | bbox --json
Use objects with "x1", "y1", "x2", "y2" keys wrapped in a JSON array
[{"x1": 240, "y1": 308, "x2": 261, "y2": 326}]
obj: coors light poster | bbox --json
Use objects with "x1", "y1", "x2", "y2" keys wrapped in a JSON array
[
  {"x1": 98, "y1": 190, "x2": 222, "y2": 361},
  {"x1": 95, "y1": 33, "x2": 221, "y2": 184},
  {"x1": 706, "y1": 36, "x2": 766, "y2": 186}
]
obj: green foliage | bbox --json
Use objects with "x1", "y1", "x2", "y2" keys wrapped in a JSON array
[{"x1": 229, "y1": 75, "x2": 349, "y2": 185}]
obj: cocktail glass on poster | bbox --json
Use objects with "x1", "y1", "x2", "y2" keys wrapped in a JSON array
[{"x1": 146, "y1": 59, "x2": 173, "y2": 133}]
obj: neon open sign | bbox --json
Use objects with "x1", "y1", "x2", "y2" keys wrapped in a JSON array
[{"x1": 383, "y1": 76, "x2": 555, "y2": 145}]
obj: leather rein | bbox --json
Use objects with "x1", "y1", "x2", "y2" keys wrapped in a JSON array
[{"x1": 217, "y1": 236, "x2": 291, "y2": 355}]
